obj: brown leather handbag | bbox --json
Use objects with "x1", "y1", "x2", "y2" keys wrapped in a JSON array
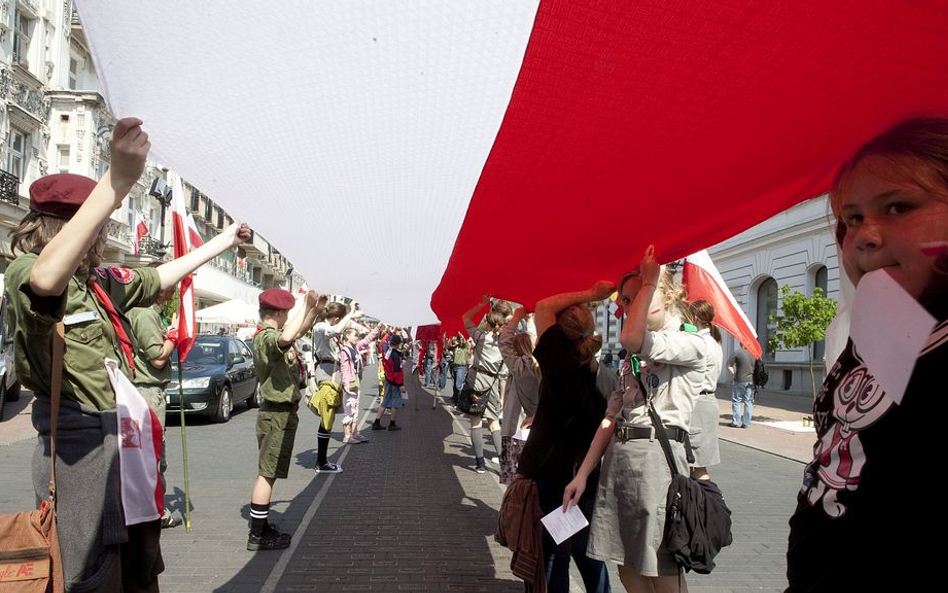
[{"x1": 0, "y1": 323, "x2": 65, "y2": 593}]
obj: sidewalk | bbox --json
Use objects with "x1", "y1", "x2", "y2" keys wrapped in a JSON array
[{"x1": 713, "y1": 385, "x2": 816, "y2": 463}]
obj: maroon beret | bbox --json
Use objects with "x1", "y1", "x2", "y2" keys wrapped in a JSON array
[
  {"x1": 29, "y1": 174, "x2": 99, "y2": 219},
  {"x1": 259, "y1": 288, "x2": 295, "y2": 311}
]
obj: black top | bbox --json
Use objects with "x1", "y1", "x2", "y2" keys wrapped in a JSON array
[
  {"x1": 786, "y1": 309, "x2": 944, "y2": 591},
  {"x1": 517, "y1": 325, "x2": 608, "y2": 486}
]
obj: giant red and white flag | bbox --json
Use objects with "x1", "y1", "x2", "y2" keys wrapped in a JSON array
[
  {"x1": 74, "y1": 1, "x2": 948, "y2": 328},
  {"x1": 170, "y1": 173, "x2": 196, "y2": 362},
  {"x1": 186, "y1": 214, "x2": 204, "y2": 249},
  {"x1": 683, "y1": 250, "x2": 762, "y2": 359}
]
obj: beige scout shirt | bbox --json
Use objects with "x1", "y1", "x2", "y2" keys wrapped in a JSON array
[
  {"x1": 253, "y1": 322, "x2": 302, "y2": 404},
  {"x1": 606, "y1": 315, "x2": 707, "y2": 431},
  {"x1": 5, "y1": 253, "x2": 160, "y2": 410}
]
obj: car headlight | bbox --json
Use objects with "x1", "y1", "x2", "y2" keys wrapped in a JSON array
[{"x1": 182, "y1": 377, "x2": 211, "y2": 389}]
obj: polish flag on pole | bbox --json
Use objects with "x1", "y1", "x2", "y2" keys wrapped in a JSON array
[
  {"x1": 682, "y1": 250, "x2": 763, "y2": 359},
  {"x1": 170, "y1": 173, "x2": 196, "y2": 362},
  {"x1": 186, "y1": 214, "x2": 204, "y2": 249},
  {"x1": 133, "y1": 212, "x2": 149, "y2": 255}
]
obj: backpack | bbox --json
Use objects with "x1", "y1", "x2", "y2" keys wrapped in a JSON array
[{"x1": 752, "y1": 358, "x2": 768, "y2": 388}]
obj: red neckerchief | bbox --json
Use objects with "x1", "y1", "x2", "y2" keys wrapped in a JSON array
[{"x1": 89, "y1": 278, "x2": 136, "y2": 377}]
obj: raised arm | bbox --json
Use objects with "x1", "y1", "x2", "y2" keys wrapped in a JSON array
[
  {"x1": 31, "y1": 119, "x2": 150, "y2": 296},
  {"x1": 534, "y1": 281, "x2": 615, "y2": 338},
  {"x1": 278, "y1": 290, "x2": 323, "y2": 348},
  {"x1": 461, "y1": 295, "x2": 491, "y2": 331},
  {"x1": 498, "y1": 308, "x2": 526, "y2": 368},
  {"x1": 619, "y1": 245, "x2": 660, "y2": 354},
  {"x1": 157, "y1": 222, "x2": 252, "y2": 290}
]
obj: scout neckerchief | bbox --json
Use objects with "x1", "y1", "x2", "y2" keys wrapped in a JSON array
[
  {"x1": 89, "y1": 278, "x2": 137, "y2": 377},
  {"x1": 254, "y1": 322, "x2": 306, "y2": 381}
]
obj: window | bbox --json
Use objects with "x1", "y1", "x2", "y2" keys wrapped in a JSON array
[
  {"x1": 68, "y1": 57, "x2": 79, "y2": 90},
  {"x1": 813, "y1": 266, "x2": 829, "y2": 361},
  {"x1": 6, "y1": 128, "x2": 28, "y2": 180},
  {"x1": 756, "y1": 277, "x2": 778, "y2": 359},
  {"x1": 58, "y1": 145, "x2": 71, "y2": 173},
  {"x1": 12, "y1": 11, "x2": 32, "y2": 67},
  {"x1": 127, "y1": 195, "x2": 141, "y2": 229}
]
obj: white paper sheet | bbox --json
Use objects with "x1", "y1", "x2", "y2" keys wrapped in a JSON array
[
  {"x1": 540, "y1": 503, "x2": 589, "y2": 546},
  {"x1": 513, "y1": 427, "x2": 530, "y2": 441},
  {"x1": 74, "y1": 0, "x2": 540, "y2": 326},
  {"x1": 849, "y1": 270, "x2": 936, "y2": 405}
]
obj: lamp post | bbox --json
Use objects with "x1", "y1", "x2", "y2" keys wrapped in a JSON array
[{"x1": 148, "y1": 174, "x2": 173, "y2": 251}]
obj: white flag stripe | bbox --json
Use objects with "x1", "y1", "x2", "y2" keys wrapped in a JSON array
[
  {"x1": 108, "y1": 359, "x2": 162, "y2": 525},
  {"x1": 75, "y1": 0, "x2": 540, "y2": 326}
]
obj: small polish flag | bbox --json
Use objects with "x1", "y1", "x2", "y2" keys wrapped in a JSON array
[
  {"x1": 170, "y1": 173, "x2": 197, "y2": 362},
  {"x1": 108, "y1": 358, "x2": 163, "y2": 525},
  {"x1": 682, "y1": 250, "x2": 762, "y2": 359},
  {"x1": 133, "y1": 212, "x2": 149, "y2": 255}
]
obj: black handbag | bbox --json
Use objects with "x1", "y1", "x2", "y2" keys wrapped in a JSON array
[
  {"x1": 457, "y1": 376, "x2": 495, "y2": 416},
  {"x1": 646, "y1": 400, "x2": 733, "y2": 574}
]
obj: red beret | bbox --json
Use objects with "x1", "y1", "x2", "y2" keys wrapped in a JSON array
[
  {"x1": 29, "y1": 174, "x2": 98, "y2": 219},
  {"x1": 259, "y1": 288, "x2": 295, "y2": 311}
]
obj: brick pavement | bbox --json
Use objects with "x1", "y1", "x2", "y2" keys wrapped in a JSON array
[{"x1": 0, "y1": 368, "x2": 811, "y2": 592}]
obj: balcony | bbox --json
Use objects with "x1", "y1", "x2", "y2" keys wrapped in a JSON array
[
  {"x1": 0, "y1": 170, "x2": 20, "y2": 206},
  {"x1": 137, "y1": 236, "x2": 167, "y2": 258}
]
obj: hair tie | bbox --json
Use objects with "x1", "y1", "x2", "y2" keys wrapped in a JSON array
[{"x1": 581, "y1": 330, "x2": 593, "y2": 339}]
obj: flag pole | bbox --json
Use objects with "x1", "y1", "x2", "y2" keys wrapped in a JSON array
[{"x1": 177, "y1": 358, "x2": 192, "y2": 532}]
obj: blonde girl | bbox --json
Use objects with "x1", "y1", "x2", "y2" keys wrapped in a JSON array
[{"x1": 564, "y1": 246, "x2": 707, "y2": 593}]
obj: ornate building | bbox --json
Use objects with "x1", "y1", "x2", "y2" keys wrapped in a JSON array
[{"x1": 0, "y1": 0, "x2": 301, "y2": 316}]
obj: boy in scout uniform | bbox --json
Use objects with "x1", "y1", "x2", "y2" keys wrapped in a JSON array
[
  {"x1": 128, "y1": 284, "x2": 180, "y2": 528},
  {"x1": 249, "y1": 287, "x2": 324, "y2": 551},
  {"x1": 4, "y1": 118, "x2": 253, "y2": 591}
]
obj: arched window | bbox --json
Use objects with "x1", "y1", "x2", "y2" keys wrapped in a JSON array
[
  {"x1": 757, "y1": 278, "x2": 778, "y2": 359},
  {"x1": 813, "y1": 266, "x2": 828, "y2": 361}
]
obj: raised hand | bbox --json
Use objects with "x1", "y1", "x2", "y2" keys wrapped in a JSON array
[
  {"x1": 589, "y1": 280, "x2": 617, "y2": 300},
  {"x1": 640, "y1": 245, "x2": 660, "y2": 287},
  {"x1": 108, "y1": 118, "x2": 150, "y2": 200}
]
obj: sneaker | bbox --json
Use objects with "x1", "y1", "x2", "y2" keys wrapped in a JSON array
[
  {"x1": 247, "y1": 525, "x2": 291, "y2": 551},
  {"x1": 342, "y1": 436, "x2": 352, "y2": 444},
  {"x1": 490, "y1": 456, "x2": 500, "y2": 465},
  {"x1": 387, "y1": 422, "x2": 402, "y2": 431},
  {"x1": 315, "y1": 462, "x2": 343, "y2": 474},
  {"x1": 160, "y1": 509, "x2": 181, "y2": 529},
  {"x1": 475, "y1": 457, "x2": 487, "y2": 474},
  {"x1": 351, "y1": 433, "x2": 369, "y2": 443},
  {"x1": 371, "y1": 419, "x2": 384, "y2": 431}
]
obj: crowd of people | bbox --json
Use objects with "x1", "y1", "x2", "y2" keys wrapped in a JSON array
[{"x1": 3, "y1": 115, "x2": 945, "y2": 592}]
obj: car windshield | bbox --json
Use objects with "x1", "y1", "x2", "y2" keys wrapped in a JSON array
[{"x1": 172, "y1": 340, "x2": 225, "y2": 365}]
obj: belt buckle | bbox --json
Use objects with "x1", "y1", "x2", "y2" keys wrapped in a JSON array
[{"x1": 614, "y1": 419, "x2": 629, "y2": 443}]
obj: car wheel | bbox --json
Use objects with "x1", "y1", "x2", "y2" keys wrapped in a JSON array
[
  {"x1": 213, "y1": 386, "x2": 233, "y2": 423},
  {"x1": 247, "y1": 382, "x2": 262, "y2": 408}
]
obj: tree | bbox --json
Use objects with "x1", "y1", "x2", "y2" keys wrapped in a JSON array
[
  {"x1": 768, "y1": 285, "x2": 838, "y2": 399},
  {"x1": 159, "y1": 286, "x2": 181, "y2": 327}
]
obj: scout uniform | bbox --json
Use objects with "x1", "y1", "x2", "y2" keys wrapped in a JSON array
[
  {"x1": 5, "y1": 174, "x2": 163, "y2": 591},
  {"x1": 252, "y1": 289, "x2": 304, "y2": 480}
]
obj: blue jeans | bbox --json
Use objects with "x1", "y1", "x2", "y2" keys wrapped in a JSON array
[
  {"x1": 424, "y1": 361, "x2": 434, "y2": 386},
  {"x1": 732, "y1": 381, "x2": 754, "y2": 427},
  {"x1": 438, "y1": 361, "x2": 448, "y2": 390},
  {"x1": 536, "y1": 480, "x2": 611, "y2": 593},
  {"x1": 453, "y1": 365, "x2": 468, "y2": 403}
]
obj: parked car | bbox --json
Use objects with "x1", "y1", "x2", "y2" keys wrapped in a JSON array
[
  {"x1": 166, "y1": 336, "x2": 258, "y2": 422},
  {"x1": 0, "y1": 290, "x2": 21, "y2": 422}
]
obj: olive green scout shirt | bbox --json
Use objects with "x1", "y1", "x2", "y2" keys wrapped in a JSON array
[
  {"x1": 253, "y1": 322, "x2": 302, "y2": 405},
  {"x1": 5, "y1": 252, "x2": 160, "y2": 410},
  {"x1": 128, "y1": 305, "x2": 172, "y2": 387}
]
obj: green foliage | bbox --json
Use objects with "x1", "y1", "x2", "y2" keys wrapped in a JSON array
[
  {"x1": 767, "y1": 286, "x2": 837, "y2": 353},
  {"x1": 159, "y1": 286, "x2": 181, "y2": 327}
]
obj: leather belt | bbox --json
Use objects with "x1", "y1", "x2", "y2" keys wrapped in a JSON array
[{"x1": 614, "y1": 424, "x2": 688, "y2": 443}]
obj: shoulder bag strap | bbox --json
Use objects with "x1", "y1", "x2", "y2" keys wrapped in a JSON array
[
  {"x1": 49, "y1": 322, "x2": 65, "y2": 505},
  {"x1": 641, "y1": 375, "x2": 681, "y2": 478}
]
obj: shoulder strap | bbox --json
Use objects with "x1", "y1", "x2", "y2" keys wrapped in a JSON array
[
  {"x1": 49, "y1": 322, "x2": 64, "y2": 505},
  {"x1": 638, "y1": 372, "x2": 681, "y2": 478}
]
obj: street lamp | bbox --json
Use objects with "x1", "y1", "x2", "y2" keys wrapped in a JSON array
[{"x1": 148, "y1": 175, "x2": 173, "y2": 250}]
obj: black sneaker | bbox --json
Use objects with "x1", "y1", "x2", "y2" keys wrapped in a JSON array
[
  {"x1": 247, "y1": 525, "x2": 291, "y2": 551},
  {"x1": 475, "y1": 458, "x2": 487, "y2": 474},
  {"x1": 387, "y1": 422, "x2": 402, "y2": 431},
  {"x1": 371, "y1": 419, "x2": 384, "y2": 431},
  {"x1": 315, "y1": 462, "x2": 343, "y2": 474}
]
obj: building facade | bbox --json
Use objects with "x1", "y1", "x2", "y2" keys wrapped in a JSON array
[{"x1": 0, "y1": 1, "x2": 302, "y2": 322}]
